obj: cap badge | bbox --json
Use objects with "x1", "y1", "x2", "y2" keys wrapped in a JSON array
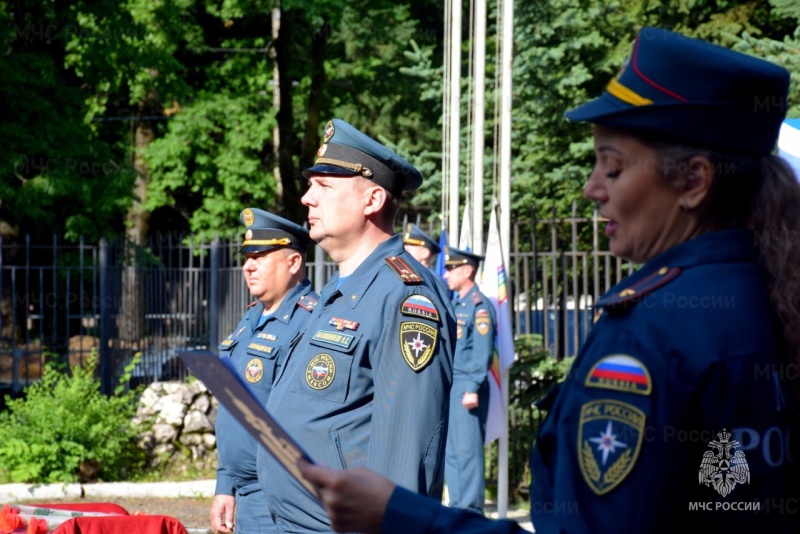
[
  {"x1": 245, "y1": 229, "x2": 253, "y2": 240},
  {"x1": 317, "y1": 144, "x2": 328, "y2": 157},
  {"x1": 323, "y1": 121, "x2": 335, "y2": 143},
  {"x1": 242, "y1": 208, "x2": 255, "y2": 227}
]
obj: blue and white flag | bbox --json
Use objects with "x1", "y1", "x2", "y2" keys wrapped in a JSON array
[{"x1": 778, "y1": 119, "x2": 800, "y2": 182}]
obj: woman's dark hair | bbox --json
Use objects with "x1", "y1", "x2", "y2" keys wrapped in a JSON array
[{"x1": 647, "y1": 139, "x2": 800, "y2": 400}]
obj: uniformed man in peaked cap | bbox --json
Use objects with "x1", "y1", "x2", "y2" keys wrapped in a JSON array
[
  {"x1": 256, "y1": 119, "x2": 456, "y2": 532},
  {"x1": 210, "y1": 208, "x2": 318, "y2": 534},
  {"x1": 403, "y1": 223, "x2": 441, "y2": 269},
  {"x1": 442, "y1": 245, "x2": 497, "y2": 514}
]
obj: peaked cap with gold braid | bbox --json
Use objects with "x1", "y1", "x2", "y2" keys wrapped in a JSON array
[
  {"x1": 301, "y1": 119, "x2": 423, "y2": 197},
  {"x1": 240, "y1": 208, "x2": 310, "y2": 254}
]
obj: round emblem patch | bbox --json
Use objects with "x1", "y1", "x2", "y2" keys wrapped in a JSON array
[
  {"x1": 306, "y1": 353, "x2": 336, "y2": 390},
  {"x1": 317, "y1": 143, "x2": 328, "y2": 157},
  {"x1": 245, "y1": 358, "x2": 264, "y2": 383},
  {"x1": 242, "y1": 208, "x2": 255, "y2": 227},
  {"x1": 245, "y1": 229, "x2": 253, "y2": 240}
]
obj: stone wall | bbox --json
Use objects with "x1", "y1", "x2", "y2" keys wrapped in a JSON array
[{"x1": 134, "y1": 380, "x2": 218, "y2": 471}]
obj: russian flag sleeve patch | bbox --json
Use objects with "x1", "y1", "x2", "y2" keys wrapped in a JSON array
[{"x1": 584, "y1": 354, "x2": 652, "y2": 396}]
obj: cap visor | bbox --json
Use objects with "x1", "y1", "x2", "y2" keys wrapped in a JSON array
[
  {"x1": 301, "y1": 163, "x2": 358, "y2": 179},
  {"x1": 565, "y1": 93, "x2": 631, "y2": 122},
  {"x1": 240, "y1": 244, "x2": 282, "y2": 254}
]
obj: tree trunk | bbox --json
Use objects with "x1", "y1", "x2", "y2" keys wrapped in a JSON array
[
  {"x1": 301, "y1": 19, "x2": 329, "y2": 172},
  {"x1": 119, "y1": 92, "x2": 159, "y2": 348},
  {"x1": 275, "y1": 9, "x2": 302, "y2": 222}
]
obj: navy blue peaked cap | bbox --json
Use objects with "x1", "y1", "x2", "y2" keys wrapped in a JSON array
[
  {"x1": 302, "y1": 119, "x2": 423, "y2": 197},
  {"x1": 445, "y1": 246, "x2": 484, "y2": 269},
  {"x1": 403, "y1": 223, "x2": 440, "y2": 254},
  {"x1": 239, "y1": 208, "x2": 310, "y2": 254},
  {"x1": 566, "y1": 27, "x2": 790, "y2": 155}
]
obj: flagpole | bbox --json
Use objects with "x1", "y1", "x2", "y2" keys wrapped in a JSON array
[
  {"x1": 448, "y1": 0, "x2": 462, "y2": 240},
  {"x1": 471, "y1": 0, "x2": 486, "y2": 255},
  {"x1": 497, "y1": 0, "x2": 514, "y2": 519}
]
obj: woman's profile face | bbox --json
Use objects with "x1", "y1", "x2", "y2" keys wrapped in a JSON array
[{"x1": 583, "y1": 126, "x2": 687, "y2": 264}]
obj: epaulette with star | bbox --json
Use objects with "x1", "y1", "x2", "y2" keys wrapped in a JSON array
[
  {"x1": 470, "y1": 292, "x2": 483, "y2": 305},
  {"x1": 596, "y1": 266, "x2": 681, "y2": 310},
  {"x1": 384, "y1": 256, "x2": 423, "y2": 285},
  {"x1": 297, "y1": 293, "x2": 319, "y2": 312}
]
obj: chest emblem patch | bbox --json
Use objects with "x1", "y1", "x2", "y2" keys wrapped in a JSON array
[
  {"x1": 578, "y1": 399, "x2": 645, "y2": 495},
  {"x1": 245, "y1": 358, "x2": 264, "y2": 383},
  {"x1": 585, "y1": 354, "x2": 652, "y2": 396},
  {"x1": 400, "y1": 322, "x2": 437, "y2": 372},
  {"x1": 306, "y1": 354, "x2": 336, "y2": 390},
  {"x1": 400, "y1": 295, "x2": 440, "y2": 322}
]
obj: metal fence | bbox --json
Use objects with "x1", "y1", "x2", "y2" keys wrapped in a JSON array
[{"x1": 1, "y1": 204, "x2": 633, "y2": 400}]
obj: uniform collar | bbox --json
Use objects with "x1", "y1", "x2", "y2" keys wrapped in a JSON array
[
  {"x1": 250, "y1": 278, "x2": 313, "y2": 327},
  {"x1": 455, "y1": 283, "x2": 480, "y2": 305},
  {"x1": 605, "y1": 228, "x2": 757, "y2": 295},
  {"x1": 320, "y1": 234, "x2": 405, "y2": 308}
]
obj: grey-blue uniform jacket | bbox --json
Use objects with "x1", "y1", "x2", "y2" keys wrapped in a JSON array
[
  {"x1": 215, "y1": 279, "x2": 318, "y2": 498},
  {"x1": 257, "y1": 235, "x2": 456, "y2": 532},
  {"x1": 452, "y1": 284, "x2": 496, "y2": 389}
]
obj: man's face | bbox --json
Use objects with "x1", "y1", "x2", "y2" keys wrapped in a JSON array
[
  {"x1": 301, "y1": 174, "x2": 369, "y2": 252},
  {"x1": 443, "y1": 264, "x2": 472, "y2": 292},
  {"x1": 242, "y1": 248, "x2": 296, "y2": 306},
  {"x1": 404, "y1": 244, "x2": 432, "y2": 267}
]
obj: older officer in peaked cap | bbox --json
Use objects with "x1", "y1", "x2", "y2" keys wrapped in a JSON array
[
  {"x1": 295, "y1": 27, "x2": 799, "y2": 534},
  {"x1": 443, "y1": 246, "x2": 496, "y2": 514},
  {"x1": 256, "y1": 119, "x2": 456, "y2": 532},
  {"x1": 211, "y1": 208, "x2": 318, "y2": 534},
  {"x1": 403, "y1": 223, "x2": 441, "y2": 269}
]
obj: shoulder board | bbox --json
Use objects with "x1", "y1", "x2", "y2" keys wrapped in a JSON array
[
  {"x1": 384, "y1": 256, "x2": 423, "y2": 285},
  {"x1": 296, "y1": 293, "x2": 319, "y2": 312},
  {"x1": 470, "y1": 292, "x2": 483, "y2": 305},
  {"x1": 596, "y1": 266, "x2": 681, "y2": 309}
]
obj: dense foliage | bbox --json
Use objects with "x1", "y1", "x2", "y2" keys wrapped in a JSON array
[
  {"x1": 2, "y1": 1, "x2": 797, "y2": 242},
  {"x1": 0, "y1": 351, "x2": 146, "y2": 483}
]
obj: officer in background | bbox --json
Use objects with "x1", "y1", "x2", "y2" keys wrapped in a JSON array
[
  {"x1": 403, "y1": 223, "x2": 440, "y2": 269},
  {"x1": 443, "y1": 245, "x2": 496, "y2": 514},
  {"x1": 257, "y1": 118, "x2": 456, "y2": 532},
  {"x1": 210, "y1": 208, "x2": 318, "y2": 534}
]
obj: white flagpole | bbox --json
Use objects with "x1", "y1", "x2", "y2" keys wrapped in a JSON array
[
  {"x1": 471, "y1": 0, "x2": 486, "y2": 256},
  {"x1": 448, "y1": 0, "x2": 463, "y2": 240},
  {"x1": 497, "y1": 0, "x2": 514, "y2": 519}
]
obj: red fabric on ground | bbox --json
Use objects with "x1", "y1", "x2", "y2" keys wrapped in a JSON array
[{"x1": 52, "y1": 515, "x2": 187, "y2": 534}]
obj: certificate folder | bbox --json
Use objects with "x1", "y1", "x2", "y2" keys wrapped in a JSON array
[{"x1": 177, "y1": 349, "x2": 318, "y2": 498}]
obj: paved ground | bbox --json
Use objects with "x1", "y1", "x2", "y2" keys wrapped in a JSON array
[{"x1": 3, "y1": 480, "x2": 534, "y2": 533}]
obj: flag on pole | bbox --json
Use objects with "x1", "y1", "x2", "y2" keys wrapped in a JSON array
[
  {"x1": 434, "y1": 228, "x2": 449, "y2": 285},
  {"x1": 459, "y1": 204, "x2": 472, "y2": 251},
  {"x1": 778, "y1": 119, "x2": 800, "y2": 182},
  {"x1": 479, "y1": 207, "x2": 515, "y2": 444}
]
